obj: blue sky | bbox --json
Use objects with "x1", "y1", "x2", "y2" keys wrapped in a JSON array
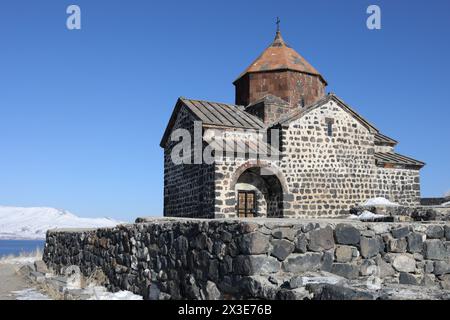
[{"x1": 0, "y1": 0, "x2": 449, "y2": 221}]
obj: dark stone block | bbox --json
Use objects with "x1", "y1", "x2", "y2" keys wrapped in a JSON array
[
  {"x1": 330, "y1": 263, "x2": 359, "y2": 280},
  {"x1": 282, "y1": 253, "x2": 323, "y2": 273},
  {"x1": 240, "y1": 232, "x2": 270, "y2": 255},
  {"x1": 308, "y1": 284, "x2": 375, "y2": 300},
  {"x1": 423, "y1": 240, "x2": 447, "y2": 260},
  {"x1": 426, "y1": 226, "x2": 445, "y2": 239},
  {"x1": 391, "y1": 226, "x2": 410, "y2": 239},
  {"x1": 308, "y1": 226, "x2": 335, "y2": 252},
  {"x1": 334, "y1": 224, "x2": 360, "y2": 245},
  {"x1": 399, "y1": 272, "x2": 419, "y2": 285},
  {"x1": 360, "y1": 237, "x2": 379, "y2": 258},
  {"x1": 406, "y1": 232, "x2": 423, "y2": 253},
  {"x1": 271, "y1": 239, "x2": 295, "y2": 261},
  {"x1": 321, "y1": 250, "x2": 334, "y2": 272},
  {"x1": 433, "y1": 261, "x2": 450, "y2": 276},
  {"x1": 225, "y1": 198, "x2": 235, "y2": 206},
  {"x1": 294, "y1": 234, "x2": 307, "y2": 253}
]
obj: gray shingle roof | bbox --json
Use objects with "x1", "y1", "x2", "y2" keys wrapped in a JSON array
[
  {"x1": 181, "y1": 98, "x2": 265, "y2": 130},
  {"x1": 375, "y1": 152, "x2": 425, "y2": 168},
  {"x1": 375, "y1": 132, "x2": 398, "y2": 146},
  {"x1": 160, "y1": 98, "x2": 265, "y2": 148}
]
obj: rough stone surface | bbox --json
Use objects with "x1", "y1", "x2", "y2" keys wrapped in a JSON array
[
  {"x1": 445, "y1": 226, "x2": 450, "y2": 241},
  {"x1": 308, "y1": 284, "x2": 375, "y2": 300},
  {"x1": 392, "y1": 255, "x2": 416, "y2": 273},
  {"x1": 392, "y1": 227, "x2": 410, "y2": 239},
  {"x1": 308, "y1": 226, "x2": 334, "y2": 251},
  {"x1": 407, "y1": 232, "x2": 423, "y2": 253},
  {"x1": 330, "y1": 263, "x2": 359, "y2": 280},
  {"x1": 388, "y1": 238, "x2": 408, "y2": 253},
  {"x1": 34, "y1": 260, "x2": 49, "y2": 274},
  {"x1": 360, "y1": 237, "x2": 379, "y2": 259},
  {"x1": 282, "y1": 253, "x2": 323, "y2": 273},
  {"x1": 334, "y1": 224, "x2": 360, "y2": 245},
  {"x1": 426, "y1": 226, "x2": 445, "y2": 239},
  {"x1": 440, "y1": 275, "x2": 450, "y2": 290},
  {"x1": 335, "y1": 246, "x2": 353, "y2": 263},
  {"x1": 399, "y1": 272, "x2": 419, "y2": 286},
  {"x1": 433, "y1": 261, "x2": 450, "y2": 276},
  {"x1": 240, "y1": 232, "x2": 270, "y2": 254},
  {"x1": 205, "y1": 281, "x2": 222, "y2": 300},
  {"x1": 424, "y1": 240, "x2": 447, "y2": 260},
  {"x1": 308, "y1": 226, "x2": 335, "y2": 252},
  {"x1": 43, "y1": 218, "x2": 450, "y2": 300},
  {"x1": 271, "y1": 239, "x2": 295, "y2": 261},
  {"x1": 294, "y1": 234, "x2": 308, "y2": 253},
  {"x1": 375, "y1": 256, "x2": 396, "y2": 278}
]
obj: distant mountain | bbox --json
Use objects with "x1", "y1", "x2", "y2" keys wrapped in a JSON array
[{"x1": 0, "y1": 206, "x2": 122, "y2": 240}]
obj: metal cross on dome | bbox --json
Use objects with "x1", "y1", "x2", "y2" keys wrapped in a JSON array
[{"x1": 276, "y1": 17, "x2": 281, "y2": 32}]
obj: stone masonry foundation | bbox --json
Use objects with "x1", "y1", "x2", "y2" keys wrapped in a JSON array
[{"x1": 44, "y1": 218, "x2": 450, "y2": 300}]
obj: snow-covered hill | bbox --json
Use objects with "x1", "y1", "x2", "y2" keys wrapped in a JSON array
[{"x1": 0, "y1": 206, "x2": 122, "y2": 240}]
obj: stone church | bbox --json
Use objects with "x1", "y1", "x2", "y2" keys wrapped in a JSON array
[{"x1": 160, "y1": 28, "x2": 424, "y2": 219}]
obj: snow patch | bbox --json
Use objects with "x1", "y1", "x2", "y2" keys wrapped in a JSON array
[
  {"x1": 362, "y1": 197, "x2": 399, "y2": 207},
  {"x1": 12, "y1": 288, "x2": 50, "y2": 300},
  {"x1": 441, "y1": 201, "x2": 450, "y2": 207},
  {"x1": 349, "y1": 210, "x2": 386, "y2": 221},
  {"x1": 0, "y1": 206, "x2": 123, "y2": 240},
  {"x1": 88, "y1": 287, "x2": 143, "y2": 300}
]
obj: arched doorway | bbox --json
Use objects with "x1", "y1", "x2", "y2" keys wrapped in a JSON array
[{"x1": 234, "y1": 167, "x2": 284, "y2": 218}]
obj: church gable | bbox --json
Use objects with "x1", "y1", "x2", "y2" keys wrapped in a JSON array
[
  {"x1": 283, "y1": 97, "x2": 376, "y2": 169},
  {"x1": 287, "y1": 97, "x2": 374, "y2": 138},
  {"x1": 276, "y1": 94, "x2": 378, "y2": 134},
  {"x1": 160, "y1": 100, "x2": 199, "y2": 149}
]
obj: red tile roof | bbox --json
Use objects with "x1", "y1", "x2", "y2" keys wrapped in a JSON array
[{"x1": 234, "y1": 31, "x2": 326, "y2": 84}]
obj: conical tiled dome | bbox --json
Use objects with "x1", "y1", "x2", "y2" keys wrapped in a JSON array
[{"x1": 234, "y1": 31, "x2": 326, "y2": 84}]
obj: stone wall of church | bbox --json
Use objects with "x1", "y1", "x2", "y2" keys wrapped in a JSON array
[
  {"x1": 213, "y1": 158, "x2": 284, "y2": 219},
  {"x1": 163, "y1": 107, "x2": 216, "y2": 218},
  {"x1": 374, "y1": 167, "x2": 421, "y2": 206},
  {"x1": 245, "y1": 95, "x2": 292, "y2": 125},
  {"x1": 211, "y1": 100, "x2": 421, "y2": 218},
  {"x1": 279, "y1": 100, "x2": 378, "y2": 217},
  {"x1": 163, "y1": 100, "x2": 421, "y2": 219}
]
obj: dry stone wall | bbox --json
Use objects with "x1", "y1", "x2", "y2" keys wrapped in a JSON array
[{"x1": 44, "y1": 218, "x2": 450, "y2": 300}]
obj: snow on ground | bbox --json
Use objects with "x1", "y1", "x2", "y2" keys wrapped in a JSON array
[
  {"x1": 442, "y1": 201, "x2": 450, "y2": 207},
  {"x1": 362, "y1": 197, "x2": 399, "y2": 207},
  {"x1": 349, "y1": 210, "x2": 386, "y2": 221},
  {"x1": 12, "y1": 288, "x2": 50, "y2": 300},
  {"x1": 0, "y1": 206, "x2": 122, "y2": 240},
  {"x1": 78, "y1": 285, "x2": 142, "y2": 300},
  {"x1": 89, "y1": 289, "x2": 143, "y2": 300}
]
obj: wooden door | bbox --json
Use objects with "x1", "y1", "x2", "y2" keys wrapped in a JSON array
[{"x1": 237, "y1": 191, "x2": 256, "y2": 218}]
